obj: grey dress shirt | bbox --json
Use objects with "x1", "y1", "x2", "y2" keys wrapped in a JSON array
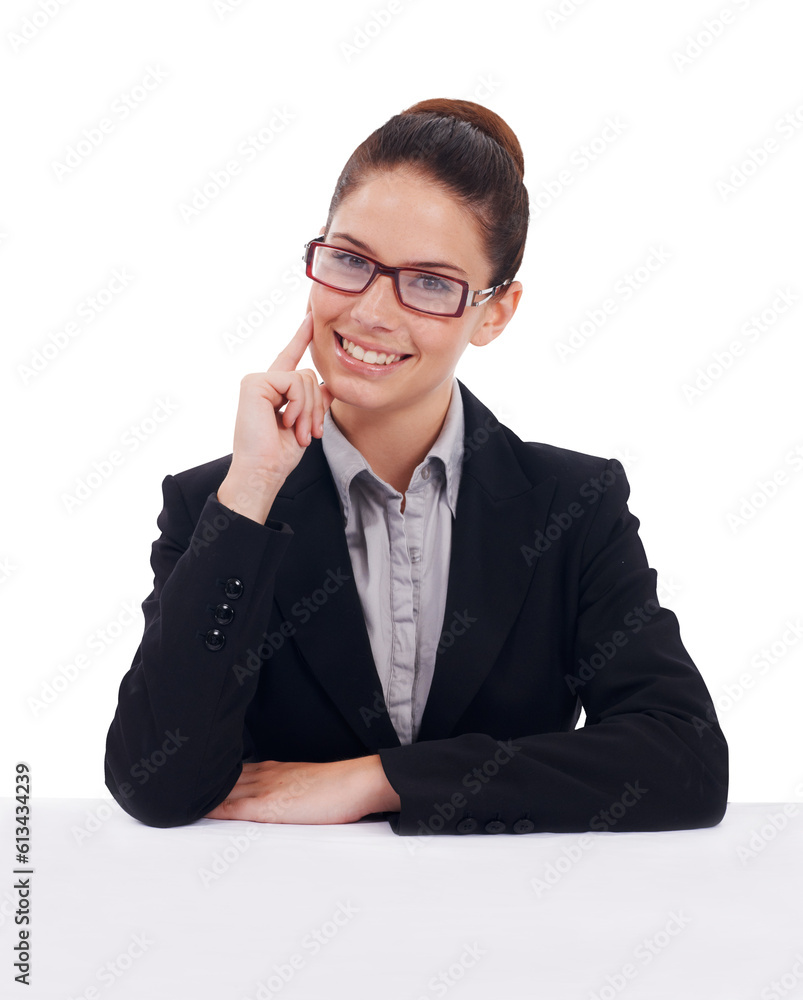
[{"x1": 320, "y1": 378, "x2": 465, "y2": 745}]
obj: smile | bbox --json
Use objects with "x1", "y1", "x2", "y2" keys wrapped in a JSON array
[{"x1": 334, "y1": 331, "x2": 411, "y2": 369}]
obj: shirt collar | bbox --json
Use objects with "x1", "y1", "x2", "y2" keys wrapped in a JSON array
[{"x1": 321, "y1": 377, "x2": 465, "y2": 527}]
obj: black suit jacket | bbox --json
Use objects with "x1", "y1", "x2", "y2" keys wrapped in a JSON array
[{"x1": 104, "y1": 379, "x2": 728, "y2": 834}]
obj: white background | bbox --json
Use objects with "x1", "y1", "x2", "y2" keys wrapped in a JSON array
[{"x1": 1, "y1": 0, "x2": 801, "y2": 803}]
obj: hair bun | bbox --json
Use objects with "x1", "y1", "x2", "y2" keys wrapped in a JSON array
[{"x1": 401, "y1": 98, "x2": 524, "y2": 178}]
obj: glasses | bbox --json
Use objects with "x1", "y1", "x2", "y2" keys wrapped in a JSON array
[{"x1": 303, "y1": 238, "x2": 510, "y2": 318}]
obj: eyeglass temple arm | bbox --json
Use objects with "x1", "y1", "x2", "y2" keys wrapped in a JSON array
[{"x1": 470, "y1": 280, "x2": 512, "y2": 307}]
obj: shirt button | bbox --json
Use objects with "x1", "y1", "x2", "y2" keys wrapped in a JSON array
[
  {"x1": 204, "y1": 629, "x2": 226, "y2": 651},
  {"x1": 456, "y1": 818, "x2": 478, "y2": 834},
  {"x1": 213, "y1": 603, "x2": 235, "y2": 625},
  {"x1": 224, "y1": 578, "x2": 244, "y2": 600},
  {"x1": 421, "y1": 466, "x2": 431, "y2": 480},
  {"x1": 512, "y1": 819, "x2": 535, "y2": 834},
  {"x1": 484, "y1": 820, "x2": 506, "y2": 834}
]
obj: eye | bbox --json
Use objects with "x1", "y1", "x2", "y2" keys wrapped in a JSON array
[
  {"x1": 411, "y1": 272, "x2": 453, "y2": 295},
  {"x1": 330, "y1": 251, "x2": 370, "y2": 270}
]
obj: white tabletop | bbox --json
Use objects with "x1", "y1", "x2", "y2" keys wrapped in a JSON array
[{"x1": 2, "y1": 800, "x2": 801, "y2": 999}]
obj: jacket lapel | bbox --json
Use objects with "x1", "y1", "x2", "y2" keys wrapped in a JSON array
[
  {"x1": 417, "y1": 382, "x2": 557, "y2": 740},
  {"x1": 268, "y1": 379, "x2": 557, "y2": 750}
]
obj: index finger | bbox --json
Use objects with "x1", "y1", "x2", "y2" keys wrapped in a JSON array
[{"x1": 267, "y1": 312, "x2": 315, "y2": 373}]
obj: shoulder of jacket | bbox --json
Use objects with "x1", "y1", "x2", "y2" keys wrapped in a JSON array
[
  {"x1": 168, "y1": 454, "x2": 233, "y2": 494},
  {"x1": 457, "y1": 378, "x2": 618, "y2": 488},
  {"x1": 513, "y1": 437, "x2": 616, "y2": 482}
]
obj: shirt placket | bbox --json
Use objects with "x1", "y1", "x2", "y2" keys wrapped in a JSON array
[{"x1": 385, "y1": 469, "x2": 427, "y2": 746}]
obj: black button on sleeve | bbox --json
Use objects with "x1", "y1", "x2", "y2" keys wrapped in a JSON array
[
  {"x1": 224, "y1": 578, "x2": 244, "y2": 600},
  {"x1": 456, "y1": 818, "x2": 478, "y2": 834},
  {"x1": 213, "y1": 603, "x2": 235, "y2": 625},
  {"x1": 484, "y1": 820, "x2": 506, "y2": 834},
  {"x1": 512, "y1": 819, "x2": 535, "y2": 834},
  {"x1": 204, "y1": 629, "x2": 226, "y2": 651}
]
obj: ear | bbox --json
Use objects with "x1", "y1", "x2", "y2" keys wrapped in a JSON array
[{"x1": 469, "y1": 281, "x2": 523, "y2": 348}]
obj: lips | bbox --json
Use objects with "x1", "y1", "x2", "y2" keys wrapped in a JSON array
[
  {"x1": 334, "y1": 331, "x2": 412, "y2": 368},
  {"x1": 336, "y1": 331, "x2": 411, "y2": 358}
]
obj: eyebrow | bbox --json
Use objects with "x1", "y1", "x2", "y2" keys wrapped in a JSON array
[{"x1": 328, "y1": 232, "x2": 469, "y2": 277}]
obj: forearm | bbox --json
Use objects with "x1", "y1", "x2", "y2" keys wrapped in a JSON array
[
  {"x1": 105, "y1": 485, "x2": 294, "y2": 827},
  {"x1": 378, "y1": 712, "x2": 727, "y2": 836}
]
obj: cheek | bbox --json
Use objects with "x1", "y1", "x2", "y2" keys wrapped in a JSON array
[
  {"x1": 309, "y1": 283, "x2": 343, "y2": 320},
  {"x1": 308, "y1": 322, "x2": 326, "y2": 372}
]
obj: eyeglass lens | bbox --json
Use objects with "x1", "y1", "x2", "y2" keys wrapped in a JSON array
[{"x1": 311, "y1": 245, "x2": 464, "y2": 315}]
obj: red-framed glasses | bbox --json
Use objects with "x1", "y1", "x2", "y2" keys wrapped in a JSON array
[{"x1": 303, "y1": 238, "x2": 510, "y2": 318}]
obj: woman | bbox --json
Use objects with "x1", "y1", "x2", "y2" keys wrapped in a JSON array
[{"x1": 104, "y1": 98, "x2": 728, "y2": 835}]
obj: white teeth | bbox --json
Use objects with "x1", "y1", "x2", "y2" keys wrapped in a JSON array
[{"x1": 341, "y1": 336, "x2": 404, "y2": 366}]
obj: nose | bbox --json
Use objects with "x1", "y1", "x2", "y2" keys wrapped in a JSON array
[{"x1": 350, "y1": 271, "x2": 402, "y2": 327}]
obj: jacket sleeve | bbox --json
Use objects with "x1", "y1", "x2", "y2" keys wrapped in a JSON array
[
  {"x1": 377, "y1": 459, "x2": 728, "y2": 836},
  {"x1": 104, "y1": 474, "x2": 294, "y2": 827}
]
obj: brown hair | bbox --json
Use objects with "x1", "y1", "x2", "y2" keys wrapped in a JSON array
[{"x1": 324, "y1": 98, "x2": 529, "y2": 291}]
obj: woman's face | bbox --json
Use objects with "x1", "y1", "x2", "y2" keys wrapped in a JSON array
[{"x1": 308, "y1": 166, "x2": 521, "y2": 424}]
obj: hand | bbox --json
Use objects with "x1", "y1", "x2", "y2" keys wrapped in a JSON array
[
  {"x1": 231, "y1": 312, "x2": 335, "y2": 481},
  {"x1": 204, "y1": 757, "x2": 401, "y2": 825},
  {"x1": 218, "y1": 313, "x2": 335, "y2": 520}
]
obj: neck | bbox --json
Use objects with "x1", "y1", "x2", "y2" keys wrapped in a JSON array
[{"x1": 329, "y1": 379, "x2": 455, "y2": 494}]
